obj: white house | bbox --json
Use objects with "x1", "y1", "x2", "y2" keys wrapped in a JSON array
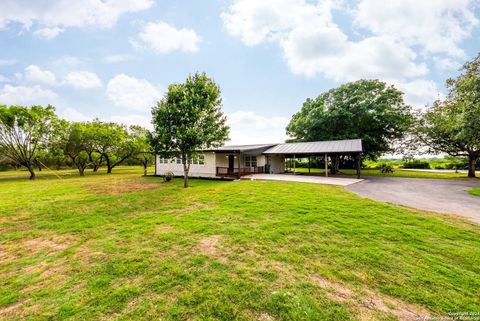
[{"x1": 154, "y1": 139, "x2": 363, "y2": 179}]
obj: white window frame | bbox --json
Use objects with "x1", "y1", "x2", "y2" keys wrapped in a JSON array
[{"x1": 245, "y1": 156, "x2": 257, "y2": 168}]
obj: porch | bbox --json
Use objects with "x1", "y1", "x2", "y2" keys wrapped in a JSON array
[{"x1": 216, "y1": 166, "x2": 264, "y2": 178}]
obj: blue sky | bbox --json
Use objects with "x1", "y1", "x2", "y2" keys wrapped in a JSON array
[{"x1": 0, "y1": 0, "x2": 479, "y2": 144}]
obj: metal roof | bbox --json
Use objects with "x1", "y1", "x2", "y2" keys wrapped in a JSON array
[
  {"x1": 201, "y1": 144, "x2": 276, "y2": 153},
  {"x1": 263, "y1": 139, "x2": 362, "y2": 155}
]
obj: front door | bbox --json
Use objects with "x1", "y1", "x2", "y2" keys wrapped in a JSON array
[{"x1": 228, "y1": 155, "x2": 235, "y2": 174}]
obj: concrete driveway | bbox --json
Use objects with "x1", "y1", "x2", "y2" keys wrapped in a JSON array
[
  {"x1": 346, "y1": 177, "x2": 480, "y2": 223},
  {"x1": 245, "y1": 173, "x2": 362, "y2": 186}
]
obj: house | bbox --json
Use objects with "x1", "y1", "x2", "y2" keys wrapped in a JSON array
[{"x1": 154, "y1": 139, "x2": 363, "y2": 179}]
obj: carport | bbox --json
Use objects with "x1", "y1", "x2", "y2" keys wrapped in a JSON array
[{"x1": 263, "y1": 139, "x2": 363, "y2": 178}]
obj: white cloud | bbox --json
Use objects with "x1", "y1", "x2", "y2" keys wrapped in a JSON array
[
  {"x1": 0, "y1": 0, "x2": 153, "y2": 38},
  {"x1": 0, "y1": 75, "x2": 8, "y2": 82},
  {"x1": 222, "y1": 0, "x2": 428, "y2": 81},
  {"x1": 0, "y1": 59, "x2": 16, "y2": 66},
  {"x1": 58, "y1": 107, "x2": 90, "y2": 122},
  {"x1": 103, "y1": 54, "x2": 135, "y2": 64},
  {"x1": 109, "y1": 114, "x2": 152, "y2": 130},
  {"x1": 132, "y1": 21, "x2": 201, "y2": 54},
  {"x1": 0, "y1": 84, "x2": 57, "y2": 104},
  {"x1": 354, "y1": 0, "x2": 478, "y2": 58},
  {"x1": 33, "y1": 27, "x2": 65, "y2": 40},
  {"x1": 227, "y1": 111, "x2": 288, "y2": 145},
  {"x1": 64, "y1": 71, "x2": 102, "y2": 89},
  {"x1": 395, "y1": 80, "x2": 443, "y2": 110},
  {"x1": 106, "y1": 73, "x2": 161, "y2": 111},
  {"x1": 433, "y1": 57, "x2": 462, "y2": 71},
  {"x1": 23, "y1": 65, "x2": 57, "y2": 85}
]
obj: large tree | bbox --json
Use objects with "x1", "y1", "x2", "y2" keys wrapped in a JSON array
[
  {"x1": 0, "y1": 105, "x2": 59, "y2": 179},
  {"x1": 286, "y1": 80, "x2": 413, "y2": 160},
  {"x1": 150, "y1": 72, "x2": 229, "y2": 188},
  {"x1": 415, "y1": 54, "x2": 480, "y2": 178},
  {"x1": 91, "y1": 120, "x2": 140, "y2": 174}
]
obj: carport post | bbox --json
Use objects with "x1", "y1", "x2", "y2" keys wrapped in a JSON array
[
  {"x1": 237, "y1": 151, "x2": 241, "y2": 179},
  {"x1": 356, "y1": 153, "x2": 361, "y2": 179},
  {"x1": 293, "y1": 154, "x2": 296, "y2": 175},
  {"x1": 308, "y1": 156, "x2": 311, "y2": 174},
  {"x1": 325, "y1": 153, "x2": 328, "y2": 177}
]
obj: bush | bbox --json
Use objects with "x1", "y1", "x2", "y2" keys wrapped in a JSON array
[
  {"x1": 163, "y1": 171, "x2": 174, "y2": 182},
  {"x1": 402, "y1": 159, "x2": 431, "y2": 169},
  {"x1": 379, "y1": 164, "x2": 394, "y2": 173}
]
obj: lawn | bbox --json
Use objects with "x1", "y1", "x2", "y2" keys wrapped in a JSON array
[
  {"x1": 292, "y1": 167, "x2": 472, "y2": 179},
  {"x1": 469, "y1": 187, "x2": 480, "y2": 196},
  {"x1": 0, "y1": 167, "x2": 479, "y2": 320}
]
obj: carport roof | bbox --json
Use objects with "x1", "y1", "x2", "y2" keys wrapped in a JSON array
[{"x1": 263, "y1": 139, "x2": 362, "y2": 155}]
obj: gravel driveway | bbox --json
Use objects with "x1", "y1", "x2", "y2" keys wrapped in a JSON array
[{"x1": 346, "y1": 176, "x2": 480, "y2": 223}]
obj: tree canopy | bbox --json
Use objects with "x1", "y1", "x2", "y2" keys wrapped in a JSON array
[
  {"x1": 415, "y1": 53, "x2": 480, "y2": 177},
  {"x1": 0, "y1": 105, "x2": 60, "y2": 179},
  {"x1": 150, "y1": 72, "x2": 229, "y2": 187},
  {"x1": 286, "y1": 80, "x2": 414, "y2": 160}
]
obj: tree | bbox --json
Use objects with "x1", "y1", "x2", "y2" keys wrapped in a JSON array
[
  {"x1": 150, "y1": 72, "x2": 229, "y2": 188},
  {"x1": 415, "y1": 54, "x2": 480, "y2": 178},
  {"x1": 286, "y1": 80, "x2": 414, "y2": 160},
  {"x1": 0, "y1": 105, "x2": 59, "y2": 179},
  {"x1": 60, "y1": 122, "x2": 90, "y2": 176},
  {"x1": 130, "y1": 125, "x2": 154, "y2": 176},
  {"x1": 92, "y1": 120, "x2": 140, "y2": 174}
]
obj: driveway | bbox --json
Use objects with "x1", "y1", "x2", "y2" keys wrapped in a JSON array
[
  {"x1": 346, "y1": 176, "x2": 480, "y2": 223},
  {"x1": 245, "y1": 173, "x2": 362, "y2": 186}
]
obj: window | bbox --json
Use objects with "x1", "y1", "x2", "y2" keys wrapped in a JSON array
[
  {"x1": 159, "y1": 158, "x2": 169, "y2": 164},
  {"x1": 245, "y1": 156, "x2": 257, "y2": 167},
  {"x1": 176, "y1": 157, "x2": 182, "y2": 164},
  {"x1": 189, "y1": 154, "x2": 205, "y2": 165}
]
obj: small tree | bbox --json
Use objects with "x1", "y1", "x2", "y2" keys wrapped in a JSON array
[
  {"x1": 61, "y1": 122, "x2": 90, "y2": 176},
  {"x1": 0, "y1": 105, "x2": 59, "y2": 179},
  {"x1": 150, "y1": 72, "x2": 229, "y2": 188},
  {"x1": 415, "y1": 53, "x2": 480, "y2": 178},
  {"x1": 130, "y1": 125, "x2": 154, "y2": 176}
]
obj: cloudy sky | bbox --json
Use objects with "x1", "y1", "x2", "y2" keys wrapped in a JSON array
[{"x1": 0, "y1": 0, "x2": 479, "y2": 144}]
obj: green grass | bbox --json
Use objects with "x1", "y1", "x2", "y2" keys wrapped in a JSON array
[
  {"x1": 469, "y1": 188, "x2": 480, "y2": 197},
  {"x1": 292, "y1": 167, "x2": 473, "y2": 179},
  {"x1": 0, "y1": 167, "x2": 479, "y2": 320}
]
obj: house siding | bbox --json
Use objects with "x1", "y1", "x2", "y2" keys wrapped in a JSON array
[{"x1": 155, "y1": 152, "x2": 217, "y2": 177}]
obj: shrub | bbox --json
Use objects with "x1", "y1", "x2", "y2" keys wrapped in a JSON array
[
  {"x1": 379, "y1": 164, "x2": 394, "y2": 173},
  {"x1": 163, "y1": 171, "x2": 174, "y2": 182},
  {"x1": 402, "y1": 159, "x2": 431, "y2": 169}
]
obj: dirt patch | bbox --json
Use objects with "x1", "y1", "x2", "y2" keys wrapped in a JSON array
[
  {"x1": 85, "y1": 178, "x2": 162, "y2": 195},
  {"x1": 311, "y1": 275, "x2": 431, "y2": 321},
  {"x1": 0, "y1": 299, "x2": 30, "y2": 318},
  {"x1": 23, "y1": 238, "x2": 70, "y2": 255},
  {"x1": 258, "y1": 312, "x2": 274, "y2": 321},
  {"x1": 196, "y1": 235, "x2": 228, "y2": 263}
]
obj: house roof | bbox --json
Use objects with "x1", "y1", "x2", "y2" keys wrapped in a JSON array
[
  {"x1": 262, "y1": 139, "x2": 362, "y2": 155},
  {"x1": 201, "y1": 144, "x2": 276, "y2": 153}
]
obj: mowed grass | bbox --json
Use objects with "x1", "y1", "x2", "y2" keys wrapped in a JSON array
[
  {"x1": 0, "y1": 167, "x2": 479, "y2": 320},
  {"x1": 469, "y1": 187, "x2": 480, "y2": 196},
  {"x1": 292, "y1": 167, "x2": 472, "y2": 179}
]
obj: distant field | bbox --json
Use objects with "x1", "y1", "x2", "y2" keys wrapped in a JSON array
[
  {"x1": 0, "y1": 167, "x2": 479, "y2": 320},
  {"x1": 292, "y1": 167, "x2": 472, "y2": 179},
  {"x1": 469, "y1": 187, "x2": 480, "y2": 196}
]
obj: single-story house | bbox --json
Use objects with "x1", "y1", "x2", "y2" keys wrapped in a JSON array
[{"x1": 155, "y1": 138, "x2": 363, "y2": 179}]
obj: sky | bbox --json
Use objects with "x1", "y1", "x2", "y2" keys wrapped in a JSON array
[{"x1": 0, "y1": 0, "x2": 479, "y2": 145}]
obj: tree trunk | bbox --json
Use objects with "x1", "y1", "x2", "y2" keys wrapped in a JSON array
[
  {"x1": 468, "y1": 155, "x2": 477, "y2": 178},
  {"x1": 27, "y1": 165, "x2": 36, "y2": 180},
  {"x1": 107, "y1": 166, "x2": 113, "y2": 174},
  {"x1": 143, "y1": 163, "x2": 147, "y2": 176},
  {"x1": 93, "y1": 164, "x2": 99, "y2": 172},
  {"x1": 104, "y1": 155, "x2": 112, "y2": 174},
  {"x1": 182, "y1": 154, "x2": 189, "y2": 188},
  {"x1": 78, "y1": 166, "x2": 85, "y2": 176}
]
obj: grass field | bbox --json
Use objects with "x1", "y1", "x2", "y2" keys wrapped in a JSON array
[
  {"x1": 469, "y1": 187, "x2": 480, "y2": 197},
  {"x1": 1, "y1": 167, "x2": 479, "y2": 320},
  {"x1": 292, "y1": 167, "x2": 472, "y2": 179}
]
